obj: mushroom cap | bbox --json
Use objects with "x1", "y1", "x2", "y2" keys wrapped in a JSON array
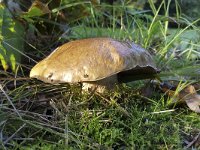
[{"x1": 30, "y1": 38, "x2": 157, "y2": 83}]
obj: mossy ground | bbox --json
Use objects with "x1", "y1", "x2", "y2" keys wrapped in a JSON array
[{"x1": 1, "y1": 78, "x2": 200, "y2": 149}]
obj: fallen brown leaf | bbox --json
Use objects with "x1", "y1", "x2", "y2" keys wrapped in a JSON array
[
  {"x1": 185, "y1": 94, "x2": 200, "y2": 113},
  {"x1": 161, "y1": 83, "x2": 200, "y2": 113},
  {"x1": 179, "y1": 85, "x2": 200, "y2": 113}
]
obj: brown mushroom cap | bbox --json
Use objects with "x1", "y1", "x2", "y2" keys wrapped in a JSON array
[{"x1": 30, "y1": 38, "x2": 157, "y2": 83}]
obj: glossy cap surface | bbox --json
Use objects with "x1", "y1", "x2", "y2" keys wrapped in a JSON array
[{"x1": 30, "y1": 38, "x2": 157, "y2": 83}]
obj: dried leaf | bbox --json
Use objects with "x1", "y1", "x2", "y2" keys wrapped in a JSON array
[
  {"x1": 179, "y1": 85, "x2": 200, "y2": 113},
  {"x1": 23, "y1": 0, "x2": 50, "y2": 18},
  {"x1": 161, "y1": 83, "x2": 200, "y2": 113},
  {"x1": 185, "y1": 94, "x2": 200, "y2": 113}
]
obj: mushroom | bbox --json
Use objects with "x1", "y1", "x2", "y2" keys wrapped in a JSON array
[{"x1": 30, "y1": 38, "x2": 158, "y2": 93}]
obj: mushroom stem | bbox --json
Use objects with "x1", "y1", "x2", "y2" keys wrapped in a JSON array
[{"x1": 82, "y1": 75, "x2": 118, "y2": 93}]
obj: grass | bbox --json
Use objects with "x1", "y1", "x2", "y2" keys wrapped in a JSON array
[
  {"x1": 1, "y1": 0, "x2": 200, "y2": 149},
  {"x1": 1, "y1": 79, "x2": 200, "y2": 149}
]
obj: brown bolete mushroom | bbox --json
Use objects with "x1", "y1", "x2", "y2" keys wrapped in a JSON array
[{"x1": 30, "y1": 38, "x2": 158, "y2": 93}]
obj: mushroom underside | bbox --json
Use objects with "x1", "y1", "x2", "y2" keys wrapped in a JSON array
[
  {"x1": 82, "y1": 74, "x2": 118, "y2": 93},
  {"x1": 81, "y1": 66, "x2": 158, "y2": 93}
]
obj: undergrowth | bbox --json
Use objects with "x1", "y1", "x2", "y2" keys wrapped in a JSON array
[{"x1": 1, "y1": 79, "x2": 200, "y2": 149}]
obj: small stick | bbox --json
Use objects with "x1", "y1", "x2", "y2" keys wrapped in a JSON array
[
  {"x1": 0, "y1": 84, "x2": 22, "y2": 119},
  {"x1": 150, "y1": 109, "x2": 176, "y2": 114},
  {"x1": 185, "y1": 132, "x2": 200, "y2": 148},
  {"x1": 3, "y1": 123, "x2": 26, "y2": 145}
]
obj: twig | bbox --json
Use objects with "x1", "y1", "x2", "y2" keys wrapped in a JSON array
[
  {"x1": 0, "y1": 84, "x2": 22, "y2": 119},
  {"x1": 63, "y1": 94, "x2": 73, "y2": 146},
  {"x1": 65, "y1": 115, "x2": 68, "y2": 146},
  {"x1": 4, "y1": 123, "x2": 26, "y2": 145},
  {"x1": 0, "y1": 77, "x2": 29, "y2": 81},
  {"x1": 1, "y1": 106, "x2": 54, "y2": 120},
  {"x1": 150, "y1": 109, "x2": 176, "y2": 114},
  {"x1": 0, "y1": 121, "x2": 6, "y2": 150},
  {"x1": 185, "y1": 132, "x2": 200, "y2": 149}
]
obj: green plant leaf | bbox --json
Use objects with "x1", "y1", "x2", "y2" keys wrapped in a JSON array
[
  {"x1": 0, "y1": 4, "x2": 25, "y2": 72},
  {"x1": 22, "y1": 0, "x2": 50, "y2": 19}
]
